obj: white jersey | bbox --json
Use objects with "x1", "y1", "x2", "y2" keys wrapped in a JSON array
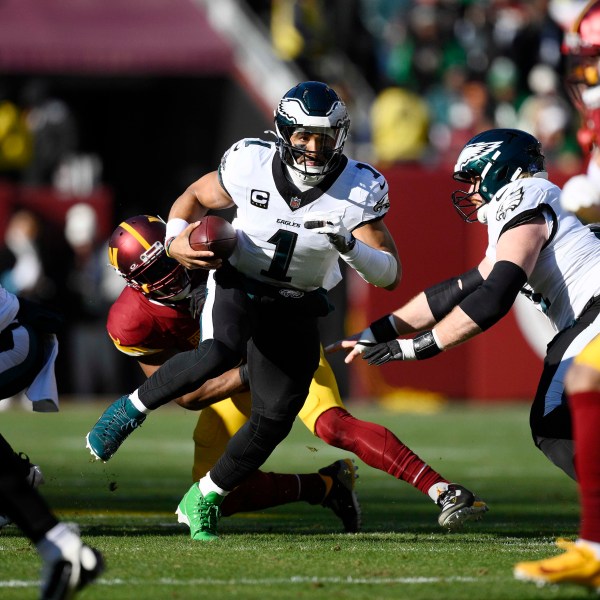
[
  {"x1": 485, "y1": 177, "x2": 600, "y2": 331},
  {"x1": 0, "y1": 285, "x2": 19, "y2": 331},
  {"x1": 219, "y1": 138, "x2": 390, "y2": 291}
]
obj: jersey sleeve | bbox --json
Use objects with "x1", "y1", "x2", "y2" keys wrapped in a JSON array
[
  {"x1": 106, "y1": 290, "x2": 162, "y2": 357},
  {"x1": 218, "y1": 138, "x2": 275, "y2": 199}
]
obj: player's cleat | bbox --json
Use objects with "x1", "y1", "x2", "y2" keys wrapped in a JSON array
[
  {"x1": 0, "y1": 452, "x2": 45, "y2": 529},
  {"x1": 40, "y1": 540, "x2": 104, "y2": 600},
  {"x1": 319, "y1": 458, "x2": 361, "y2": 533},
  {"x1": 437, "y1": 483, "x2": 488, "y2": 529},
  {"x1": 514, "y1": 539, "x2": 600, "y2": 591},
  {"x1": 85, "y1": 396, "x2": 146, "y2": 462},
  {"x1": 176, "y1": 483, "x2": 224, "y2": 541}
]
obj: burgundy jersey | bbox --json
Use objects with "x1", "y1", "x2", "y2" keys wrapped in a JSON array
[{"x1": 107, "y1": 286, "x2": 199, "y2": 357}]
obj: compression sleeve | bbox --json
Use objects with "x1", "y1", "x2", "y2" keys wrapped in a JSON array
[
  {"x1": 458, "y1": 260, "x2": 527, "y2": 331},
  {"x1": 425, "y1": 267, "x2": 484, "y2": 321}
]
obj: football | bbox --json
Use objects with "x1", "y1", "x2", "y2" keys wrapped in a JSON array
[{"x1": 188, "y1": 215, "x2": 237, "y2": 259}]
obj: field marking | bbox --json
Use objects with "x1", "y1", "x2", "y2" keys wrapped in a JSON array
[{"x1": 1, "y1": 575, "x2": 485, "y2": 588}]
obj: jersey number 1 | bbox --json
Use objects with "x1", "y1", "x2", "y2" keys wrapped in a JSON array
[{"x1": 260, "y1": 229, "x2": 297, "y2": 282}]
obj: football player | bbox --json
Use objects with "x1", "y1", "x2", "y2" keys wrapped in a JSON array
[
  {"x1": 514, "y1": 1, "x2": 600, "y2": 590},
  {"x1": 104, "y1": 214, "x2": 487, "y2": 537},
  {"x1": 87, "y1": 80, "x2": 487, "y2": 540},
  {"x1": 329, "y1": 127, "x2": 600, "y2": 485},
  {"x1": 0, "y1": 285, "x2": 104, "y2": 599}
]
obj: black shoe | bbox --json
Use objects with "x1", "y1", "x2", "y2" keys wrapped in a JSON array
[
  {"x1": 319, "y1": 459, "x2": 361, "y2": 533},
  {"x1": 437, "y1": 483, "x2": 488, "y2": 529}
]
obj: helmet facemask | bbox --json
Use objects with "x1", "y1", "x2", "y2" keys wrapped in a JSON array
[
  {"x1": 124, "y1": 241, "x2": 191, "y2": 301},
  {"x1": 451, "y1": 171, "x2": 485, "y2": 223}
]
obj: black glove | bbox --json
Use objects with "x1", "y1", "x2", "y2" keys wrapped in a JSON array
[
  {"x1": 363, "y1": 340, "x2": 403, "y2": 365},
  {"x1": 16, "y1": 297, "x2": 64, "y2": 334},
  {"x1": 188, "y1": 285, "x2": 207, "y2": 320}
]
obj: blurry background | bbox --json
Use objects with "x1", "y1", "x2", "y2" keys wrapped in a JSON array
[{"x1": 0, "y1": 0, "x2": 589, "y2": 403}]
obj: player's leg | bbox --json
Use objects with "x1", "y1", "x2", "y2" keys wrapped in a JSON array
[
  {"x1": 0, "y1": 433, "x2": 104, "y2": 598},
  {"x1": 515, "y1": 331, "x2": 600, "y2": 590},
  {"x1": 301, "y1": 349, "x2": 487, "y2": 528},
  {"x1": 188, "y1": 393, "x2": 337, "y2": 520},
  {"x1": 183, "y1": 306, "x2": 321, "y2": 540}
]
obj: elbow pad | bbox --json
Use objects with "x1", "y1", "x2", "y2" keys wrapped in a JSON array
[
  {"x1": 458, "y1": 260, "x2": 527, "y2": 331},
  {"x1": 425, "y1": 267, "x2": 484, "y2": 321},
  {"x1": 340, "y1": 240, "x2": 398, "y2": 288}
]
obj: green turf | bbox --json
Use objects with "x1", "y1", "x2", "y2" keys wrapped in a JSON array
[{"x1": 0, "y1": 400, "x2": 584, "y2": 599}]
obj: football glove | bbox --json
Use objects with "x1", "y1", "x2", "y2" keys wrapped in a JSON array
[
  {"x1": 304, "y1": 216, "x2": 356, "y2": 254},
  {"x1": 363, "y1": 331, "x2": 443, "y2": 365},
  {"x1": 363, "y1": 340, "x2": 403, "y2": 365}
]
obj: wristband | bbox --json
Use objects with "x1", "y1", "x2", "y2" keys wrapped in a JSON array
[
  {"x1": 413, "y1": 330, "x2": 443, "y2": 359},
  {"x1": 165, "y1": 237, "x2": 176, "y2": 258},
  {"x1": 369, "y1": 314, "x2": 399, "y2": 342},
  {"x1": 165, "y1": 217, "x2": 189, "y2": 239}
]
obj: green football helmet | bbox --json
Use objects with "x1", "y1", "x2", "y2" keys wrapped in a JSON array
[
  {"x1": 274, "y1": 81, "x2": 350, "y2": 183},
  {"x1": 452, "y1": 129, "x2": 546, "y2": 222}
]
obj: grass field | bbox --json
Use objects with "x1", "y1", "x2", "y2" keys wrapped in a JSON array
[{"x1": 0, "y1": 399, "x2": 585, "y2": 599}]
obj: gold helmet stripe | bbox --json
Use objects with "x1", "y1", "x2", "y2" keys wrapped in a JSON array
[{"x1": 120, "y1": 221, "x2": 152, "y2": 250}]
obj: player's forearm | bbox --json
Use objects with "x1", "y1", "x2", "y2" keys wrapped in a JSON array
[
  {"x1": 390, "y1": 291, "x2": 437, "y2": 335},
  {"x1": 175, "y1": 367, "x2": 248, "y2": 410}
]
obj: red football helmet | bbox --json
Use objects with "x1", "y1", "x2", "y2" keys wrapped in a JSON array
[
  {"x1": 108, "y1": 215, "x2": 191, "y2": 300},
  {"x1": 564, "y1": 0, "x2": 600, "y2": 153}
]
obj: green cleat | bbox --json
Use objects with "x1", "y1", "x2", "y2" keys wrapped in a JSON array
[
  {"x1": 85, "y1": 395, "x2": 146, "y2": 462},
  {"x1": 176, "y1": 483, "x2": 224, "y2": 541}
]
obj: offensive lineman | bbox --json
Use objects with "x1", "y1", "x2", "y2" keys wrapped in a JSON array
[
  {"x1": 329, "y1": 128, "x2": 600, "y2": 486},
  {"x1": 86, "y1": 81, "x2": 486, "y2": 540}
]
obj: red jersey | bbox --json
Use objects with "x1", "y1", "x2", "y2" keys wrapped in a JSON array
[{"x1": 107, "y1": 286, "x2": 199, "y2": 357}]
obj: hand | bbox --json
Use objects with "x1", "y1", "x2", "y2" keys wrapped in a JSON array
[
  {"x1": 304, "y1": 216, "x2": 355, "y2": 254},
  {"x1": 362, "y1": 340, "x2": 404, "y2": 365},
  {"x1": 188, "y1": 284, "x2": 207, "y2": 320},
  {"x1": 168, "y1": 222, "x2": 223, "y2": 270},
  {"x1": 325, "y1": 335, "x2": 373, "y2": 364}
]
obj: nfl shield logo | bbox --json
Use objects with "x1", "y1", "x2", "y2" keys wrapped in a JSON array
[{"x1": 290, "y1": 196, "x2": 301, "y2": 209}]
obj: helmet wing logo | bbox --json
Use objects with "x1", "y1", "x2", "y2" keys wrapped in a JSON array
[{"x1": 456, "y1": 141, "x2": 503, "y2": 170}]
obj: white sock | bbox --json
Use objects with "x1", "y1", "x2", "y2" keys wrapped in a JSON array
[
  {"x1": 198, "y1": 472, "x2": 229, "y2": 497},
  {"x1": 129, "y1": 390, "x2": 151, "y2": 414},
  {"x1": 578, "y1": 539, "x2": 600, "y2": 559},
  {"x1": 36, "y1": 523, "x2": 81, "y2": 562},
  {"x1": 428, "y1": 482, "x2": 449, "y2": 503}
]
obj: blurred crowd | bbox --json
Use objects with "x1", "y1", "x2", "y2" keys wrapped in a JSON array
[{"x1": 251, "y1": 0, "x2": 585, "y2": 171}]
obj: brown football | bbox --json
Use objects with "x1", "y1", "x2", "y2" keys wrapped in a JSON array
[{"x1": 188, "y1": 215, "x2": 237, "y2": 259}]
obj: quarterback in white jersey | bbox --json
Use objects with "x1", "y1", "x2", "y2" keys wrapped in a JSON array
[
  {"x1": 85, "y1": 81, "x2": 400, "y2": 541},
  {"x1": 331, "y1": 128, "x2": 600, "y2": 482}
]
